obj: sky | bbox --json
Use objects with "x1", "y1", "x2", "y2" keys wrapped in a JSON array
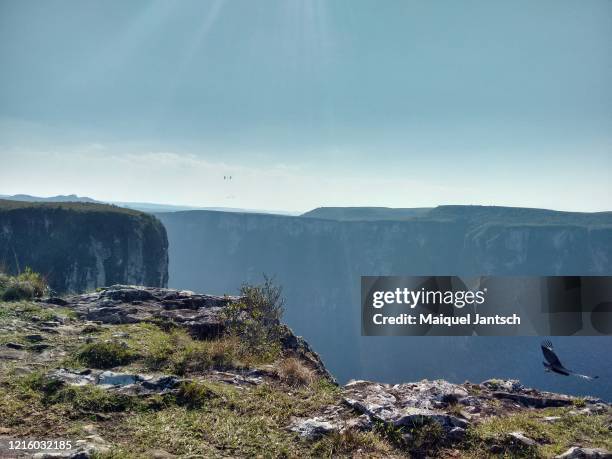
[{"x1": 0, "y1": 0, "x2": 611, "y2": 212}]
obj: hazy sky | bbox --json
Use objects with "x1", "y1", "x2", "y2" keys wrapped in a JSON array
[{"x1": 1, "y1": 0, "x2": 610, "y2": 212}]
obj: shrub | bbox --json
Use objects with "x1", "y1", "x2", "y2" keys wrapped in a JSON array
[
  {"x1": 223, "y1": 276, "x2": 284, "y2": 356},
  {"x1": 275, "y1": 357, "x2": 314, "y2": 387},
  {"x1": 75, "y1": 341, "x2": 136, "y2": 369},
  {"x1": 0, "y1": 268, "x2": 49, "y2": 301}
]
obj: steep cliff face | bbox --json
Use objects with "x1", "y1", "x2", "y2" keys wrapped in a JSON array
[
  {"x1": 0, "y1": 200, "x2": 168, "y2": 293},
  {"x1": 157, "y1": 207, "x2": 612, "y2": 400}
]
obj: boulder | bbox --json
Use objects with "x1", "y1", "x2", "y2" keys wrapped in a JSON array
[
  {"x1": 555, "y1": 446, "x2": 612, "y2": 459},
  {"x1": 290, "y1": 418, "x2": 337, "y2": 440},
  {"x1": 48, "y1": 368, "x2": 181, "y2": 395},
  {"x1": 508, "y1": 431, "x2": 537, "y2": 447}
]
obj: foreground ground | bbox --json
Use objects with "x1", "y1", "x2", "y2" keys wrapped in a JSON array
[{"x1": 0, "y1": 285, "x2": 610, "y2": 458}]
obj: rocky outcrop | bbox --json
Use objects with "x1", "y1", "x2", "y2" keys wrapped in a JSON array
[
  {"x1": 0, "y1": 200, "x2": 168, "y2": 293},
  {"x1": 48, "y1": 285, "x2": 235, "y2": 338},
  {"x1": 555, "y1": 446, "x2": 612, "y2": 459},
  {"x1": 2, "y1": 285, "x2": 611, "y2": 458},
  {"x1": 40, "y1": 285, "x2": 333, "y2": 380},
  {"x1": 290, "y1": 377, "x2": 611, "y2": 455}
]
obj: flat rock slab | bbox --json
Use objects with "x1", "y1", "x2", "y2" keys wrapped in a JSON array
[
  {"x1": 343, "y1": 380, "x2": 469, "y2": 431},
  {"x1": 41, "y1": 285, "x2": 241, "y2": 339},
  {"x1": 49, "y1": 368, "x2": 181, "y2": 395}
]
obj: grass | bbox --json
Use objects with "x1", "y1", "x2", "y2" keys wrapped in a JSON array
[
  {"x1": 99, "y1": 379, "x2": 348, "y2": 458},
  {"x1": 0, "y1": 268, "x2": 49, "y2": 301},
  {"x1": 275, "y1": 357, "x2": 315, "y2": 387},
  {"x1": 0, "y1": 371, "x2": 134, "y2": 432},
  {"x1": 462, "y1": 407, "x2": 612, "y2": 458},
  {"x1": 311, "y1": 429, "x2": 395, "y2": 457},
  {"x1": 0, "y1": 299, "x2": 74, "y2": 323},
  {"x1": 0, "y1": 198, "x2": 144, "y2": 216},
  {"x1": 75, "y1": 341, "x2": 137, "y2": 369},
  {"x1": 68, "y1": 323, "x2": 277, "y2": 375}
]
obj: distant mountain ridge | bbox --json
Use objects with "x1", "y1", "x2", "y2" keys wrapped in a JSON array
[
  {"x1": 0, "y1": 194, "x2": 297, "y2": 215},
  {"x1": 303, "y1": 205, "x2": 612, "y2": 225},
  {"x1": 0, "y1": 193, "x2": 98, "y2": 203}
]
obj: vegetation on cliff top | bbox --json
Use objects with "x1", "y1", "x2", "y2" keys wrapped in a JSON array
[
  {"x1": 0, "y1": 267, "x2": 49, "y2": 301},
  {"x1": 0, "y1": 274, "x2": 610, "y2": 458},
  {"x1": 0, "y1": 200, "x2": 168, "y2": 293},
  {"x1": 0, "y1": 198, "x2": 145, "y2": 215}
]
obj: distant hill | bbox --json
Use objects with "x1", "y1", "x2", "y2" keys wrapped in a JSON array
[
  {"x1": 0, "y1": 194, "x2": 296, "y2": 215},
  {"x1": 303, "y1": 205, "x2": 612, "y2": 226},
  {"x1": 0, "y1": 193, "x2": 98, "y2": 203},
  {"x1": 302, "y1": 207, "x2": 433, "y2": 221}
]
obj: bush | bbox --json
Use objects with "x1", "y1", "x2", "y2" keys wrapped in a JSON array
[
  {"x1": 75, "y1": 341, "x2": 136, "y2": 369},
  {"x1": 223, "y1": 276, "x2": 284, "y2": 356},
  {"x1": 0, "y1": 268, "x2": 49, "y2": 301},
  {"x1": 275, "y1": 357, "x2": 314, "y2": 387}
]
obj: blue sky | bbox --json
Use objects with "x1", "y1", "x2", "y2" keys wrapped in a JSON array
[{"x1": 1, "y1": 0, "x2": 610, "y2": 212}]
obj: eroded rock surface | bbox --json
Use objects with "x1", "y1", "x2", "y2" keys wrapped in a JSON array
[
  {"x1": 44, "y1": 285, "x2": 237, "y2": 339},
  {"x1": 39, "y1": 285, "x2": 333, "y2": 381},
  {"x1": 49, "y1": 369, "x2": 181, "y2": 395},
  {"x1": 291, "y1": 378, "x2": 611, "y2": 453}
]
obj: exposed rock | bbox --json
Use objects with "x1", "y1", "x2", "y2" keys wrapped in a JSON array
[
  {"x1": 48, "y1": 368, "x2": 181, "y2": 395},
  {"x1": 448, "y1": 426, "x2": 467, "y2": 442},
  {"x1": 290, "y1": 417, "x2": 337, "y2": 439},
  {"x1": 343, "y1": 380, "x2": 469, "y2": 432},
  {"x1": 508, "y1": 431, "x2": 537, "y2": 447},
  {"x1": 32, "y1": 434, "x2": 111, "y2": 459},
  {"x1": 44, "y1": 285, "x2": 237, "y2": 339},
  {"x1": 343, "y1": 414, "x2": 373, "y2": 432},
  {"x1": 25, "y1": 334, "x2": 44, "y2": 342},
  {"x1": 555, "y1": 446, "x2": 612, "y2": 459},
  {"x1": 492, "y1": 390, "x2": 576, "y2": 408},
  {"x1": 40, "y1": 285, "x2": 334, "y2": 380},
  {"x1": 481, "y1": 379, "x2": 524, "y2": 393}
]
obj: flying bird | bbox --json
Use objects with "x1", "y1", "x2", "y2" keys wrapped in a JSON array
[{"x1": 541, "y1": 340, "x2": 598, "y2": 380}]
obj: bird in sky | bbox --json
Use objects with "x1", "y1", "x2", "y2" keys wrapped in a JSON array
[{"x1": 541, "y1": 340, "x2": 599, "y2": 380}]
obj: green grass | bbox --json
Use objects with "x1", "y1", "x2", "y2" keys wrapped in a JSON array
[
  {"x1": 68, "y1": 323, "x2": 278, "y2": 375},
  {"x1": 0, "y1": 198, "x2": 144, "y2": 216},
  {"x1": 311, "y1": 429, "x2": 395, "y2": 458},
  {"x1": 0, "y1": 300, "x2": 74, "y2": 322},
  {"x1": 0, "y1": 268, "x2": 49, "y2": 301},
  {"x1": 75, "y1": 341, "x2": 137, "y2": 369},
  {"x1": 100, "y1": 379, "x2": 347, "y2": 458},
  {"x1": 462, "y1": 407, "x2": 612, "y2": 458}
]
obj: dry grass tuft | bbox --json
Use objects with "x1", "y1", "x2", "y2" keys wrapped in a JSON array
[{"x1": 276, "y1": 357, "x2": 315, "y2": 387}]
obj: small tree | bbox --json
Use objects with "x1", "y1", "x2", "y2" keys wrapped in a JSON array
[{"x1": 223, "y1": 276, "x2": 285, "y2": 356}]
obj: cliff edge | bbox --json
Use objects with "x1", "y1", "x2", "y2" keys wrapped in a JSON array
[
  {"x1": 0, "y1": 285, "x2": 609, "y2": 458},
  {"x1": 0, "y1": 200, "x2": 168, "y2": 293}
]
